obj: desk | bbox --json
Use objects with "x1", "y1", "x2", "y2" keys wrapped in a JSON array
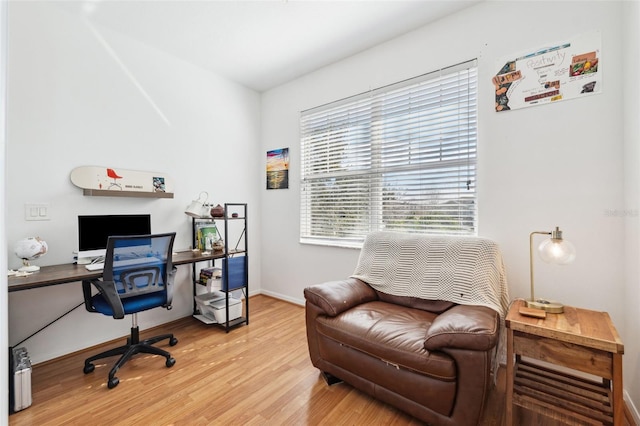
[
  {"x1": 505, "y1": 299, "x2": 624, "y2": 426},
  {"x1": 8, "y1": 250, "x2": 225, "y2": 292}
]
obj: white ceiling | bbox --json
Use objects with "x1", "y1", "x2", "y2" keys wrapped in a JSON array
[{"x1": 55, "y1": 0, "x2": 480, "y2": 92}]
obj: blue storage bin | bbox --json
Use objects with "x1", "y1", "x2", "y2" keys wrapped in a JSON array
[{"x1": 222, "y1": 256, "x2": 247, "y2": 291}]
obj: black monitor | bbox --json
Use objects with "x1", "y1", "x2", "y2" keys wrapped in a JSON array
[{"x1": 78, "y1": 214, "x2": 151, "y2": 258}]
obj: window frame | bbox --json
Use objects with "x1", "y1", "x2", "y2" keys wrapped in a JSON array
[{"x1": 300, "y1": 59, "x2": 478, "y2": 248}]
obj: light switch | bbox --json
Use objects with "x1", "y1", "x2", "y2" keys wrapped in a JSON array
[{"x1": 25, "y1": 203, "x2": 50, "y2": 221}]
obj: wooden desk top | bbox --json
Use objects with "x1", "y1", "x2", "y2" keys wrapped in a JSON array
[
  {"x1": 506, "y1": 299, "x2": 624, "y2": 354},
  {"x1": 8, "y1": 250, "x2": 226, "y2": 292}
]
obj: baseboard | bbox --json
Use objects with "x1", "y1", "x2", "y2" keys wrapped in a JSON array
[
  {"x1": 625, "y1": 390, "x2": 640, "y2": 425},
  {"x1": 259, "y1": 289, "x2": 304, "y2": 306}
]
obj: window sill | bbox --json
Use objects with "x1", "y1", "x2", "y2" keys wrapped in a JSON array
[{"x1": 299, "y1": 238, "x2": 363, "y2": 250}]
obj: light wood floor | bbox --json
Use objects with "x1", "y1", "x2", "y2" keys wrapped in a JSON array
[{"x1": 8, "y1": 295, "x2": 634, "y2": 425}]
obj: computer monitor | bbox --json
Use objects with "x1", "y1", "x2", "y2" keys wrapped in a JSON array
[{"x1": 77, "y1": 214, "x2": 151, "y2": 259}]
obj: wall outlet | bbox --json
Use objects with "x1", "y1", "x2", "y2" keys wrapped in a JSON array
[{"x1": 25, "y1": 203, "x2": 50, "y2": 221}]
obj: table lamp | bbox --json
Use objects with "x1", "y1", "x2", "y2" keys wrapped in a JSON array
[
  {"x1": 527, "y1": 226, "x2": 576, "y2": 313},
  {"x1": 14, "y1": 237, "x2": 48, "y2": 272},
  {"x1": 185, "y1": 191, "x2": 209, "y2": 218}
]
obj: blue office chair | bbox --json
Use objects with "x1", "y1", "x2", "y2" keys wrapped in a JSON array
[{"x1": 82, "y1": 232, "x2": 178, "y2": 389}]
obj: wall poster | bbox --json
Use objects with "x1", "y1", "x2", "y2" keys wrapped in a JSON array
[
  {"x1": 266, "y1": 147, "x2": 289, "y2": 190},
  {"x1": 493, "y1": 31, "x2": 601, "y2": 112}
]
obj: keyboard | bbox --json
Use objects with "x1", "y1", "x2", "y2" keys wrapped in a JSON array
[
  {"x1": 85, "y1": 263, "x2": 104, "y2": 271},
  {"x1": 84, "y1": 257, "x2": 160, "y2": 271}
]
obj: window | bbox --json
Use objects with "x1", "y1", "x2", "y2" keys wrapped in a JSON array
[{"x1": 300, "y1": 60, "x2": 477, "y2": 247}]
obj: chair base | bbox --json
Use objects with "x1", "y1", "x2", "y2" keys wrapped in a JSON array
[{"x1": 84, "y1": 325, "x2": 178, "y2": 389}]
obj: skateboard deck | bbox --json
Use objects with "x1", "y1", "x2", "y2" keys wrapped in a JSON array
[{"x1": 70, "y1": 166, "x2": 173, "y2": 194}]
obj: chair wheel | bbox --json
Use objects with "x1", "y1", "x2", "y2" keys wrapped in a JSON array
[
  {"x1": 107, "y1": 377, "x2": 119, "y2": 389},
  {"x1": 169, "y1": 337, "x2": 178, "y2": 346},
  {"x1": 166, "y1": 357, "x2": 176, "y2": 368},
  {"x1": 83, "y1": 363, "x2": 95, "y2": 374}
]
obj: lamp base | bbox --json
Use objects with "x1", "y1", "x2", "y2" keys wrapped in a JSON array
[
  {"x1": 525, "y1": 298, "x2": 564, "y2": 314},
  {"x1": 18, "y1": 265, "x2": 40, "y2": 273}
]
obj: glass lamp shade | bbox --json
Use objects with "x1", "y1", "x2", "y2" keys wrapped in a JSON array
[
  {"x1": 526, "y1": 226, "x2": 576, "y2": 314},
  {"x1": 538, "y1": 238, "x2": 576, "y2": 265}
]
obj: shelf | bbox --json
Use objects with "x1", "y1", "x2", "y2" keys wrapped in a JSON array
[
  {"x1": 228, "y1": 249, "x2": 246, "y2": 255},
  {"x1": 193, "y1": 314, "x2": 217, "y2": 324},
  {"x1": 514, "y1": 360, "x2": 613, "y2": 424},
  {"x1": 83, "y1": 189, "x2": 174, "y2": 199},
  {"x1": 192, "y1": 216, "x2": 245, "y2": 220},
  {"x1": 191, "y1": 203, "x2": 248, "y2": 333},
  {"x1": 173, "y1": 250, "x2": 225, "y2": 265},
  {"x1": 192, "y1": 315, "x2": 247, "y2": 329}
]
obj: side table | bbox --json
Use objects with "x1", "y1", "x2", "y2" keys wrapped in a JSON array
[{"x1": 505, "y1": 299, "x2": 624, "y2": 425}]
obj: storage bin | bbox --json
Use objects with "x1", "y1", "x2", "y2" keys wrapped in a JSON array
[{"x1": 222, "y1": 256, "x2": 247, "y2": 291}]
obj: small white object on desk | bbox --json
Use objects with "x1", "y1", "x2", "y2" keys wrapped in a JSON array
[
  {"x1": 85, "y1": 263, "x2": 104, "y2": 271},
  {"x1": 85, "y1": 256, "x2": 161, "y2": 271},
  {"x1": 8, "y1": 269, "x2": 32, "y2": 277}
]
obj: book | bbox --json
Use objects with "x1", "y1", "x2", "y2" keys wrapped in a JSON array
[{"x1": 195, "y1": 223, "x2": 219, "y2": 251}]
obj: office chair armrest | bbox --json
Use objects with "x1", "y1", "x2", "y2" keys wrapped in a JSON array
[
  {"x1": 89, "y1": 279, "x2": 125, "y2": 319},
  {"x1": 82, "y1": 279, "x2": 96, "y2": 313},
  {"x1": 165, "y1": 266, "x2": 177, "y2": 309}
]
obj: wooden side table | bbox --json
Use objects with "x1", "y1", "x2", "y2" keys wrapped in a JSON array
[{"x1": 505, "y1": 299, "x2": 624, "y2": 425}]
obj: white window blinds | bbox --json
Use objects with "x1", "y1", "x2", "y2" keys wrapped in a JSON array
[{"x1": 300, "y1": 60, "x2": 477, "y2": 247}]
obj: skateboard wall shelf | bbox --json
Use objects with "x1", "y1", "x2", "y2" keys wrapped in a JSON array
[
  {"x1": 82, "y1": 189, "x2": 174, "y2": 198},
  {"x1": 71, "y1": 166, "x2": 174, "y2": 199}
]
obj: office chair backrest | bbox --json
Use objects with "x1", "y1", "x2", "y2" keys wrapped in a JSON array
[{"x1": 103, "y1": 233, "x2": 176, "y2": 298}]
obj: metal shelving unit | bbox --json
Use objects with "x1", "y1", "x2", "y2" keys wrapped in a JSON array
[{"x1": 191, "y1": 203, "x2": 248, "y2": 332}]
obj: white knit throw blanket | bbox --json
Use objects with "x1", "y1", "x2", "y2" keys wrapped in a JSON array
[{"x1": 351, "y1": 231, "x2": 510, "y2": 319}]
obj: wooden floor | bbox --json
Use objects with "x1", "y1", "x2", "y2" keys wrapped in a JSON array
[{"x1": 7, "y1": 295, "x2": 633, "y2": 425}]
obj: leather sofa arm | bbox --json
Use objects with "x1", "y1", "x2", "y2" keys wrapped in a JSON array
[
  {"x1": 424, "y1": 304, "x2": 499, "y2": 351},
  {"x1": 304, "y1": 278, "x2": 378, "y2": 316}
]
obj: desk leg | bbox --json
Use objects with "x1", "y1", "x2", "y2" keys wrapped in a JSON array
[
  {"x1": 505, "y1": 328, "x2": 514, "y2": 426},
  {"x1": 612, "y1": 352, "x2": 623, "y2": 426}
]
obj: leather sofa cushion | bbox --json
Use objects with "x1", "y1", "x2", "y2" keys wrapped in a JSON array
[
  {"x1": 424, "y1": 304, "x2": 499, "y2": 351},
  {"x1": 315, "y1": 301, "x2": 456, "y2": 381}
]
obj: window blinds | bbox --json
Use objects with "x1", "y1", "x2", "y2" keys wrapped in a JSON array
[{"x1": 300, "y1": 59, "x2": 477, "y2": 247}]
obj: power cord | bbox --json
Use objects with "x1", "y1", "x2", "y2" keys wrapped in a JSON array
[{"x1": 12, "y1": 301, "x2": 85, "y2": 348}]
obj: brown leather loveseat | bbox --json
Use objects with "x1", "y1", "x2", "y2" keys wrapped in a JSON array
[{"x1": 304, "y1": 231, "x2": 509, "y2": 425}]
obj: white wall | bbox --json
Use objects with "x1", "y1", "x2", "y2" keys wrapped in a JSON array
[
  {"x1": 6, "y1": 2, "x2": 262, "y2": 364},
  {"x1": 623, "y1": 0, "x2": 640, "y2": 419},
  {"x1": 261, "y1": 0, "x2": 636, "y2": 410},
  {"x1": 1, "y1": 0, "x2": 8, "y2": 419}
]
